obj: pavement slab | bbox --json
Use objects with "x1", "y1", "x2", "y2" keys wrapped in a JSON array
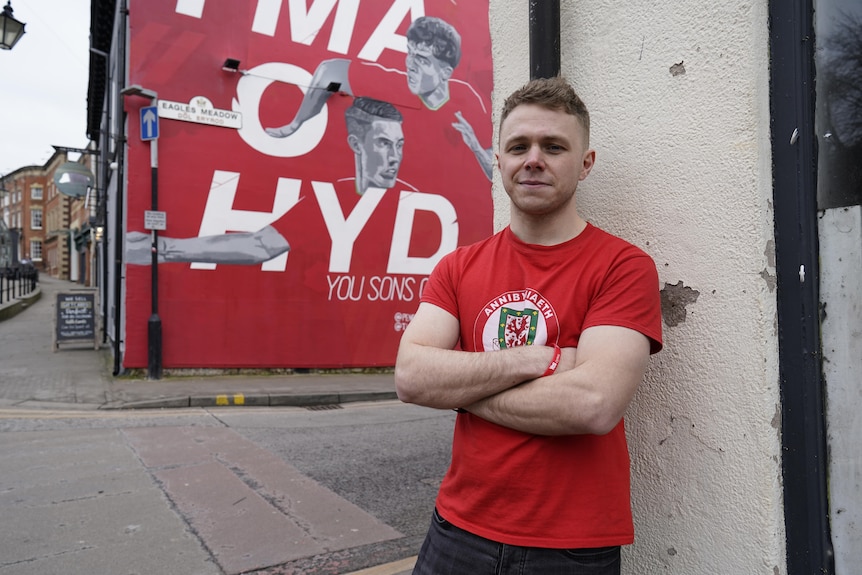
[
  {"x1": 0, "y1": 429, "x2": 220, "y2": 575},
  {"x1": 124, "y1": 426, "x2": 402, "y2": 575}
]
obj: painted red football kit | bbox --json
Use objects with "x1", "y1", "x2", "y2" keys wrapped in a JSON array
[
  {"x1": 351, "y1": 61, "x2": 494, "y2": 238},
  {"x1": 421, "y1": 224, "x2": 663, "y2": 548}
]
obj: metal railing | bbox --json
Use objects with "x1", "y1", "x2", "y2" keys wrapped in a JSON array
[{"x1": 0, "y1": 267, "x2": 39, "y2": 304}]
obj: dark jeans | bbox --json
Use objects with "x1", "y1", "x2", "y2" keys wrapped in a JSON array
[{"x1": 412, "y1": 509, "x2": 621, "y2": 575}]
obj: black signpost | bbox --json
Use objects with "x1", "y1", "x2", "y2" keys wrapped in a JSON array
[{"x1": 54, "y1": 291, "x2": 99, "y2": 351}]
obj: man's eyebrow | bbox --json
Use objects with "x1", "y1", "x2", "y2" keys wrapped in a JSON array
[
  {"x1": 503, "y1": 132, "x2": 568, "y2": 141},
  {"x1": 501, "y1": 133, "x2": 572, "y2": 148}
]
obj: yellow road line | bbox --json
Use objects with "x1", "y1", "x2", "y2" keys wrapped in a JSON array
[{"x1": 216, "y1": 393, "x2": 245, "y2": 405}]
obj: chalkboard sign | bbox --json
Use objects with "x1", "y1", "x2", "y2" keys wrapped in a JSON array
[{"x1": 54, "y1": 291, "x2": 99, "y2": 350}]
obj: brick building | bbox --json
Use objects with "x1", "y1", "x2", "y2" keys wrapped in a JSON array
[
  {"x1": 1, "y1": 150, "x2": 97, "y2": 284},
  {"x1": 0, "y1": 163, "x2": 48, "y2": 270},
  {"x1": 43, "y1": 152, "x2": 72, "y2": 279}
]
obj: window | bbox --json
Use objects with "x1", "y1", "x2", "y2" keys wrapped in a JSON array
[
  {"x1": 31, "y1": 186, "x2": 43, "y2": 200},
  {"x1": 815, "y1": 0, "x2": 862, "y2": 208},
  {"x1": 30, "y1": 239, "x2": 42, "y2": 261},
  {"x1": 31, "y1": 208, "x2": 42, "y2": 230}
]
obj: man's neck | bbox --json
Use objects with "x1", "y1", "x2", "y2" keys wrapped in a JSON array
[
  {"x1": 510, "y1": 211, "x2": 588, "y2": 246},
  {"x1": 421, "y1": 84, "x2": 450, "y2": 110}
]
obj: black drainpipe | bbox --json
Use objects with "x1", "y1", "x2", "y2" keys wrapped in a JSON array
[
  {"x1": 768, "y1": 0, "x2": 834, "y2": 572},
  {"x1": 528, "y1": 0, "x2": 560, "y2": 79},
  {"x1": 94, "y1": 47, "x2": 110, "y2": 345},
  {"x1": 112, "y1": 0, "x2": 129, "y2": 376},
  {"x1": 101, "y1": 106, "x2": 110, "y2": 344}
]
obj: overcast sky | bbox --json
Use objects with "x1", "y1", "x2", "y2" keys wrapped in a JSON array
[{"x1": 0, "y1": 0, "x2": 90, "y2": 176}]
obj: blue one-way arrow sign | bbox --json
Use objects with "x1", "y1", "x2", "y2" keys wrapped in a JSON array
[{"x1": 141, "y1": 106, "x2": 159, "y2": 141}]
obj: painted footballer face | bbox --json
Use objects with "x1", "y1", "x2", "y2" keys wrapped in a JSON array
[
  {"x1": 405, "y1": 41, "x2": 452, "y2": 98},
  {"x1": 352, "y1": 119, "x2": 404, "y2": 192}
]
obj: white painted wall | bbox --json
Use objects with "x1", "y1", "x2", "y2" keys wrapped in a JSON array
[{"x1": 489, "y1": 1, "x2": 784, "y2": 573}]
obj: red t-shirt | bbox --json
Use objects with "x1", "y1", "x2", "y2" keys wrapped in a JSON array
[{"x1": 422, "y1": 224, "x2": 663, "y2": 548}]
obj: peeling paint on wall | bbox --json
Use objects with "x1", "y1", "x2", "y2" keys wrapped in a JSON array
[
  {"x1": 670, "y1": 60, "x2": 686, "y2": 76},
  {"x1": 660, "y1": 281, "x2": 700, "y2": 326},
  {"x1": 760, "y1": 269, "x2": 777, "y2": 292},
  {"x1": 764, "y1": 239, "x2": 776, "y2": 268}
]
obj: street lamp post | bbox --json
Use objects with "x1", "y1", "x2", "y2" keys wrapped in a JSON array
[
  {"x1": 0, "y1": 0, "x2": 26, "y2": 50},
  {"x1": 120, "y1": 84, "x2": 162, "y2": 380}
]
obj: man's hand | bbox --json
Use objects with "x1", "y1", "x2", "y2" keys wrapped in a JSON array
[
  {"x1": 557, "y1": 346, "x2": 578, "y2": 372},
  {"x1": 250, "y1": 225, "x2": 290, "y2": 260},
  {"x1": 452, "y1": 111, "x2": 481, "y2": 150},
  {"x1": 465, "y1": 326, "x2": 651, "y2": 436},
  {"x1": 452, "y1": 111, "x2": 493, "y2": 180},
  {"x1": 394, "y1": 303, "x2": 559, "y2": 409}
]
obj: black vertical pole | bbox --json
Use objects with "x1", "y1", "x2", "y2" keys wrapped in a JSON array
[
  {"x1": 768, "y1": 0, "x2": 834, "y2": 572},
  {"x1": 99, "y1": 54, "x2": 111, "y2": 345},
  {"x1": 528, "y1": 0, "x2": 560, "y2": 79},
  {"x1": 147, "y1": 131, "x2": 162, "y2": 380},
  {"x1": 113, "y1": 0, "x2": 128, "y2": 377}
]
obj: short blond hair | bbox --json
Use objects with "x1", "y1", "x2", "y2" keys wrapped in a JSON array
[{"x1": 500, "y1": 76, "x2": 590, "y2": 143}]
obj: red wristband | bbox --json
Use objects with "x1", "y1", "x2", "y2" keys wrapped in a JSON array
[{"x1": 542, "y1": 344, "x2": 561, "y2": 377}]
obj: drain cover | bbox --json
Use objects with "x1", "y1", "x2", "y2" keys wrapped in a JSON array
[{"x1": 305, "y1": 403, "x2": 343, "y2": 411}]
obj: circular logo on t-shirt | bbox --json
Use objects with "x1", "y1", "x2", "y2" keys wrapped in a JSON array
[{"x1": 473, "y1": 289, "x2": 560, "y2": 351}]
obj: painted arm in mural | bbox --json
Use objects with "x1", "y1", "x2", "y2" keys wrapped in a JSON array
[
  {"x1": 452, "y1": 111, "x2": 493, "y2": 181},
  {"x1": 125, "y1": 225, "x2": 290, "y2": 265},
  {"x1": 265, "y1": 58, "x2": 354, "y2": 138}
]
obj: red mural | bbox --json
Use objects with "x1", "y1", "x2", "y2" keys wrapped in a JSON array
[{"x1": 124, "y1": 0, "x2": 494, "y2": 367}]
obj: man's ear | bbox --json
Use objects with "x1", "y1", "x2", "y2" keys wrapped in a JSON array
[
  {"x1": 441, "y1": 65, "x2": 454, "y2": 81},
  {"x1": 580, "y1": 149, "x2": 596, "y2": 181},
  {"x1": 347, "y1": 134, "x2": 362, "y2": 154}
]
